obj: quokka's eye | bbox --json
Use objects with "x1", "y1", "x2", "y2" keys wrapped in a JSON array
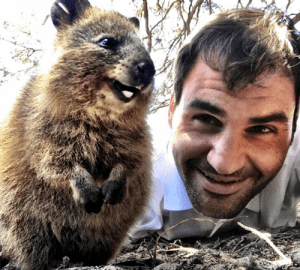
[{"x1": 98, "y1": 37, "x2": 118, "y2": 49}]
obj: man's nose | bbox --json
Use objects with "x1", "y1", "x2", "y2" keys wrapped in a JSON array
[{"x1": 207, "y1": 130, "x2": 246, "y2": 175}]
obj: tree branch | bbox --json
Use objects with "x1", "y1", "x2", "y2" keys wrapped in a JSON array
[
  {"x1": 185, "y1": 0, "x2": 205, "y2": 35},
  {"x1": 155, "y1": 59, "x2": 174, "y2": 76},
  {"x1": 0, "y1": 37, "x2": 42, "y2": 52},
  {"x1": 261, "y1": 0, "x2": 276, "y2": 8},
  {"x1": 150, "y1": 0, "x2": 177, "y2": 32},
  {"x1": 143, "y1": 0, "x2": 152, "y2": 52},
  {"x1": 286, "y1": 0, "x2": 292, "y2": 13},
  {"x1": 236, "y1": 0, "x2": 243, "y2": 9},
  {"x1": 208, "y1": 0, "x2": 212, "y2": 15},
  {"x1": 188, "y1": 0, "x2": 193, "y2": 15},
  {"x1": 292, "y1": 13, "x2": 300, "y2": 25},
  {"x1": 245, "y1": 0, "x2": 252, "y2": 9},
  {"x1": 177, "y1": 0, "x2": 187, "y2": 36}
]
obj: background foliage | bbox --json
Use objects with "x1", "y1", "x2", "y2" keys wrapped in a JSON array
[{"x1": 0, "y1": 0, "x2": 299, "y2": 122}]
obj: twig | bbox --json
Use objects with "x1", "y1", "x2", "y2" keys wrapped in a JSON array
[
  {"x1": 167, "y1": 246, "x2": 199, "y2": 258},
  {"x1": 245, "y1": 0, "x2": 253, "y2": 9},
  {"x1": 155, "y1": 58, "x2": 174, "y2": 76},
  {"x1": 185, "y1": 0, "x2": 205, "y2": 35},
  {"x1": 231, "y1": 238, "x2": 245, "y2": 253},
  {"x1": 286, "y1": 0, "x2": 292, "y2": 13},
  {"x1": 237, "y1": 222, "x2": 292, "y2": 265},
  {"x1": 0, "y1": 37, "x2": 42, "y2": 52},
  {"x1": 177, "y1": 0, "x2": 187, "y2": 36},
  {"x1": 220, "y1": 252, "x2": 261, "y2": 270},
  {"x1": 236, "y1": 0, "x2": 243, "y2": 9},
  {"x1": 143, "y1": 0, "x2": 152, "y2": 53},
  {"x1": 150, "y1": 0, "x2": 177, "y2": 32},
  {"x1": 207, "y1": 0, "x2": 212, "y2": 15},
  {"x1": 292, "y1": 13, "x2": 300, "y2": 25},
  {"x1": 152, "y1": 217, "x2": 240, "y2": 263},
  {"x1": 233, "y1": 238, "x2": 259, "y2": 254},
  {"x1": 261, "y1": 0, "x2": 275, "y2": 9}
]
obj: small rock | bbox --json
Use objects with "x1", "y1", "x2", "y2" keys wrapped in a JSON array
[
  {"x1": 154, "y1": 262, "x2": 181, "y2": 270},
  {"x1": 61, "y1": 256, "x2": 70, "y2": 268},
  {"x1": 188, "y1": 255, "x2": 203, "y2": 265},
  {"x1": 292, "y1": 252, "x2": 300, "y2": 266},
  {"x1": 192, "y1": 265, "x2": 205, "y2": 270}
]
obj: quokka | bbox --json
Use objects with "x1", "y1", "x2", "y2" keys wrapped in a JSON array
[{"x1": 0, "y1": 0, "x2": 155, "y2": 269}]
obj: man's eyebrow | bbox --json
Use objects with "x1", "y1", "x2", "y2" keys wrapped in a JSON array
[
  {"x1": 249, "y1": 112, "x2": 289, "y2": 124},
  {"x1": 188, "y1": 100, "x2": 226, "y2": 117}
]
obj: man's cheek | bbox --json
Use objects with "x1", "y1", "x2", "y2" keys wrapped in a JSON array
[
  {"x1": 251, "y1": 138, "x2": 289, "y2": 176},
  {"x1": 172, "y1": 135, "x2": 194, "y2": 161}
]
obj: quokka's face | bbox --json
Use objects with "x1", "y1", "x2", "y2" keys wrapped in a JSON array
[{"x1": 49, "y1": 7, "x2": 155, "y2": 116}]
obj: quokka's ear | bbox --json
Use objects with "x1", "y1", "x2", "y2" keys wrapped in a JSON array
[
  {"x1": 129, "y1": 17, "x2": 140, "y2": 29},
  {"x1": 51, "y1": 0, "x2": 91, "y2": 29}
]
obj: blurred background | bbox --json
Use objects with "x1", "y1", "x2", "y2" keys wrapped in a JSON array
[{"x1": 0, "y1": 0, "x2": 299, "y2": 126}]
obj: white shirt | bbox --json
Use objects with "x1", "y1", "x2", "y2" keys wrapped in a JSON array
[{"x1": 132, "y1": 109, "x2": 300, "y2": 240}]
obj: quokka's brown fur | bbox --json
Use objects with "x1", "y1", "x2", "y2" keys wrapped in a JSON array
[{"x1": 0, "y1": 0, "x2": 155, "y2": 269}]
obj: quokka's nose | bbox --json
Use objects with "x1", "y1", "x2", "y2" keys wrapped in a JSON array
[{"x1": 133, "y1": 59, "x2": 156, "y2": 86}]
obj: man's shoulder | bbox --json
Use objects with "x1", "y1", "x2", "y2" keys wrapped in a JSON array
[{"x1": 281, "y1": 120, "x2": 300, "y2": 176}]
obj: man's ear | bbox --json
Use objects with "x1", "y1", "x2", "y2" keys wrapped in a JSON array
[{"x1": 168, "y1": 92, "x2": 176, "y2": 128}]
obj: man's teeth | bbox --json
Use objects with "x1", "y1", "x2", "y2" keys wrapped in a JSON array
[
  {"x1": 202, "y1": 170, "x2": 241, "y2": 182},
  {"x1": 122, "y1": 90, "x2": 134, "y2": 98}
]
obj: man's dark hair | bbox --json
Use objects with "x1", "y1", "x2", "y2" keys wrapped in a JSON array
[{"x1": 174, "y1": 9, "x2": 300, "y2": 135}]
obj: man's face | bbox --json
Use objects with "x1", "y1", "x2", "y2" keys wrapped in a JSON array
[{"x1": 169, "y1": 59, "x2": 296, "y2": 219}]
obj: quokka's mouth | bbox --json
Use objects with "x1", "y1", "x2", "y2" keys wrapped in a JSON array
[{"x1": 111, "y1": 80, "x2": 139, "y2": 103}]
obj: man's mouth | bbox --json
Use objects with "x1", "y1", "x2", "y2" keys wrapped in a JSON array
[
  {"x1": 197, "y1": 168, "x2": 249, "y2": 195},
  {"x1": 111, "y1": 79, "x2": 139, "y2": 102}
]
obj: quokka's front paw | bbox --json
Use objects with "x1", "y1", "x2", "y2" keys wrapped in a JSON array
[
  {"x1": 72, "y1": 181, "x2": 104, "y2": 213},
  {"x1": 101, "y1": 179, "x2": 126, "y2": 205},
  {"x1": 82, "y1": 186, "x2": 104, "y2": 214},
  {"x1": 71, "y1": 167, "x2": 104, "y2": 213}
]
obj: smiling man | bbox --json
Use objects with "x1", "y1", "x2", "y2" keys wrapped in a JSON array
[
  {"x1": 133, "y1": 9, "x2": 300, "y2": 240},
  {"x1": 171, "y1": 61, "x2": 295, "y2": 220}
]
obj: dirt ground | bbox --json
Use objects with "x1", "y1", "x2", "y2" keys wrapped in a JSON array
[
  {"x1": 1, "y1": 217, "x2": 300, "y2": 270},
  {"x1": 110, "y1": 223, "x2": 300, "y2": 270},
  {"x1": 47, "y1": 207, "x2": 300, "y2": 270}
]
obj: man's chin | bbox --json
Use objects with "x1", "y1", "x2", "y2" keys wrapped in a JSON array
[
  {"x1": 188, "y1": 191, "x2": 249, "y2": 219},
  {"x1": 193, "y1": 206, "x2": 242, "y2": 219}
]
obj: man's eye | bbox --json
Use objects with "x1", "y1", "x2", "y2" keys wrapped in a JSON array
[
  {"x1": 194, "y1": 114, "x2": 223, "y2": 127},
  {"x1": 98, "y1": 37, "x2": 118, "y2": 49},
  {"x1": 246, "y1": 125, "x2": 276, "y2": 135}
]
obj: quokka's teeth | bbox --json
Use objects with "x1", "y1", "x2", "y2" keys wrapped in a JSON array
[{"x1": 122, "y1": 91, "x2": 134, "y2": 98}]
